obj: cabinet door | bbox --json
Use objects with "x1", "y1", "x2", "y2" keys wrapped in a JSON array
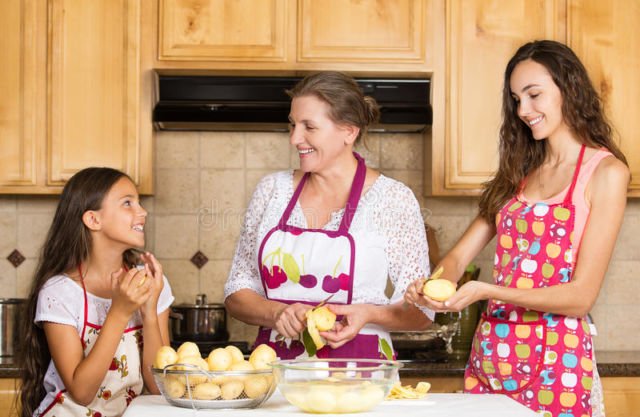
[
  {"x1": 0, "y1": 0, "x2": 46, "y2": 191},
  {"x1": 48, "y1": 0, "x2": 148, "y2": 190},
  {"x1": 431, "y1": 0, "x2": 565, "y2": 195},
  {"x1": 158, "y1": 0, "x2": 288, "y2": 62},
  {"x1": 567, "y1": 0, "x2": 640, "y2": 196},
  {"x1": 298, "y1": 0, "x2": 427, "y2": 66}
]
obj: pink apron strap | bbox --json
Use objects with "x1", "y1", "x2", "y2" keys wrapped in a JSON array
[
  {"x1": 563, "y1": 144, "x2": 587, "y2": 205},
  {"x1": 277, "y1": 152, "x2": 367, "y2": 233}
]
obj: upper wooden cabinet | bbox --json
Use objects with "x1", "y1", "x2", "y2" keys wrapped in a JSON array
[
  {"x1": 155, "y1": 0, "x2": 434, "y2": 71},
  {"x1": 0, "y1": 0, "x2": 153, "y2": 194},
  {"x1": 430, "y1": 0, "x2": 566, "y2": 195},
  {"x1": 567, "y1": 0, "x2": 640, "y2": 195}
]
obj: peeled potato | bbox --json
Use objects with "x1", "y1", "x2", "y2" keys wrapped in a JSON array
[
  {"x1": 249, "y1": 344, "x2": 277, "y2": 370},
  {"x1": 154, "y1": 346, "x2": 178, "y2": 369},
  {"x1": 176, "y1": 341, "x2": 200, "y2": 360},
  {"x1": 305, "y1": 310, "x2": 326, "y2": 349},
  {"x1": 423, "y1": 279, "x2": 457, "y2": 301},
  {"x1": 163, "y1": 376, "x2": 186, "y2": 399},
  {"x1": 244, "y1": 375, "x2": 269, "y2": 399},
  {"x1": 221, "y1": 380, "x2": 244, "y2": 400},
  {"x1": 305, "y1": 386, "x2": 337, "y2": 413},
  {"x1": 225, "y1": 345, "x2": 245, "y2": 364},
  {"x1": 311, "y1": 306, "x2": 336, "y2": 331},
  {"x1": 192, "y1": 382, "x2": 222, "y2": 400},
  {"x1": 208, "y1": 348, "x2": 232, "y2": 371}
]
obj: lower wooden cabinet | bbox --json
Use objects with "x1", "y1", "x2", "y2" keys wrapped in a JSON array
[
  {"x1": 602, "y1": 377, "x2": 640, "y2": 417},
  {"x1": 0, "y1": 378, "x2": 19, "y2": 417}
]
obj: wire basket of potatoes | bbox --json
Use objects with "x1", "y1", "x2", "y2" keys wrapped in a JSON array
[{"x1": 152, "y1": 342, "x2": 278, "y2": 410}]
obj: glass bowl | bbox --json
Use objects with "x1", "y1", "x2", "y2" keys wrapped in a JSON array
[
  {"x1": 152, "y1": 364, "x2": 276, "y2": 410},
  {"x1": 271, "y1": 359, "x2": 402, "y2": 413}
]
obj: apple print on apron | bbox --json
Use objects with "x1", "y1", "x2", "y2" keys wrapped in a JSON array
[
  {"x1": 464, "y1": 145, "x2": 594, "y2": 417},
  {"x1": 255, "y1": 153, "x2": 394, "y2": 360}
]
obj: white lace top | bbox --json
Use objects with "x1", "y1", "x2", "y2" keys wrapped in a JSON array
[{"x1": 224, "y1": 170, "x2": 433, "y2": 320}]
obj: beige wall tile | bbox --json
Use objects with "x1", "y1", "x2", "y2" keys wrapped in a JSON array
[
  {"x1": 154, "y1": 169, "x2": 200, "y2": 213},
  {"x1": 142, "y1": 215, "x2": 156, "y2": 254},
  {"x1": 200, "y1": 132, "x2": 245, "y2": 169},
  {"x1": 199, "y1": 213, "x2": 243, "y2": 261},
  {"x1": 161, "y1": 259, "x2": 199, "y2": 304},
  {"x1": 16, "y1": 259, "x2": 37, "y2": 299},
  {"x1": 140, "y1": 196, "x2": 155, "y2": 213},
  {"x1": 154, "y1": 215, "x2": 200, "y2": 259},
  {"x1": 246, "y1": 132, "x2": 290, "y2": 169},
  {"x1": 355, "y1": 134, "x2": 381, "y2": 169},
  {"x1": 601, "y1": 304, "x2": 640, "y2": 350},
  {"x1": 228, "y1": 316, "x2": 259, "y2": 345},
  {"x1": 156, "y1": 131, "x2": 200, "y2": 169},
  {"x1": 379, "y1": 134, "x2": 423, "y2": 170},
  {"x1": 0, "y1": 260, "x2": 17, "y2": 298},
  {"x1": 17, "y1": 196, "x2": 58, "y2": 213},
  {"x1": 589, "y1": 301, "x2": 609, "y2": 351},
  {"x1": 427, "y1": 215, "x2": 474, "y2": 254},
  {"x1": 0, "y1": 212, "x2": 17, "y2": 259},
  {"x1": 612, "y1": 213, "x2": 640, "y2": 259},
  {"x1": 381, "y1": 170, "x2": 423, "y2": 200},
  {"x1": 603, "y1": 260, "x2": 640, "y2": 305},
  {"x1": 200, "y1": 259, "x2": 232, "y2": 303},
  {"x1": 424, "y1": 197, "x2": 477, "y2": 217},
  {"x1": 200, "y1": 169, "x2": 245, "y2": 213},
  {"x1": 0, "y1": 196, "x2": 16, "y2": 211},
  {"x1": 17, "y1": 213, "x2": 54, "y2": 258}
]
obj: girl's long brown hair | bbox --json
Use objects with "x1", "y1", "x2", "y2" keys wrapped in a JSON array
[
  {"x1": 17, "y1": 167, "x2": 139, "y2": 417},
  {"x1": 478, "y1": 40, "x2": 627, "y2": 223}
]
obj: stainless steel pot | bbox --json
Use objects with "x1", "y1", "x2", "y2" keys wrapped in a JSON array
[
  {"x1": 170, "y1": 294, "x2": 229, "y2": 342},
  {"x1": 0, "y1": 298, "x2": 26, "y2": 357}
]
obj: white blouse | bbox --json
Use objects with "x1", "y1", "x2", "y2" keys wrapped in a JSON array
[{"x1": 224, "y1": 170, "x2": 433, "y2": 320}]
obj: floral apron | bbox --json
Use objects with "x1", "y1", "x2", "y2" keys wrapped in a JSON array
[
  {"x1": 465, "y1": 145, "x2": 594, "y2": 417},
  {"x1": 40, "y1": 268, "x2": 143, "y2": 417},
  {"x1": 255, "y1": 153, "x2": 394, "y2": 360}
]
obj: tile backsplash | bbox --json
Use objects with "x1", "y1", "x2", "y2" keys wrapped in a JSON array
[{"x1": 1, "y1": 130, "x2": 639, "y2": 351}]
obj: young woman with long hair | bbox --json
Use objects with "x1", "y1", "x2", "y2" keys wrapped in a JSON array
[
  {"x1": 406, "y1": 40, "x2": 629, "y2": 417},
  {"x1": 18, "y1": 167, "x2": 174, "y2": 416}
]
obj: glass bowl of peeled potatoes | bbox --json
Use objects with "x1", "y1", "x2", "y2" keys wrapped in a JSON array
[{"x1": 152, "y1": 342, "x2": 277, "y2": 410}]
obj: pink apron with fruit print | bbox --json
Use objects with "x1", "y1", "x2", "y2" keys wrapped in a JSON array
[
  {"x1": 256, "y1": 153, "x2": 394, "y2": 360},
  {"x1": 40, "y1": 270, "x2": 143, "y2": 417},
  {"x1": 465, "y1": 145, "x2": 594, "y2": 417}
]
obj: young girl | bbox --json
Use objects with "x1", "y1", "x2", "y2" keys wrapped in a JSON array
[
  {"x1": 406, "y1": 40, "x2": 629, "y2": 417},
  {"x1": 18, "y1": 167, "x2": 174, "y2": 417}
]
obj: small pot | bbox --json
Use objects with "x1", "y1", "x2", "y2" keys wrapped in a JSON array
[
  {"x1": 170, "y1": 294, "x2": 229, "y2": 342},
  {"x1": 0, "y1": 298, "x2": 26, "y2": 357}
]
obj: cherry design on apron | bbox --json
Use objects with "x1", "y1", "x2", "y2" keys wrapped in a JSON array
[
  {"x1": 464, "y1": 145, "x2": 594, "y2": 417},
  {"x1": 255, "y1": 153, "x2": 394, "y2": 360},
  {"x1": 39, "y1": 266, "x2": 144, "y2": 417}
]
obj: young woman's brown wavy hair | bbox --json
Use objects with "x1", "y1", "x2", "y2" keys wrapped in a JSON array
[
  {"x1": 478, "y1": 40, "x2": 627, "y2": 223},
  {"x1": 17, "y1": 167, "x2": 140, "y2": 417}
]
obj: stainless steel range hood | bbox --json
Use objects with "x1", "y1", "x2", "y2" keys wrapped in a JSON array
[{"x1": 153, "y1": 75, "x2": 431, "y2": 133}]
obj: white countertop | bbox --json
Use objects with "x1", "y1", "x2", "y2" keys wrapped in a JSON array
[{"x1": 123, "y1": 392, "x2": 538, "y2": 417}]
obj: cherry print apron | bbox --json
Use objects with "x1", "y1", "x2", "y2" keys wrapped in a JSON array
[
  {"x1": 255, "y1": 153, "x2": 394, "y2": 360},
  {"x1": 465, "y1": 145, "x2": 594, "y2": 417},
  {"x1": 40, "y1": 268, "x2": 143, "y2": 417}
]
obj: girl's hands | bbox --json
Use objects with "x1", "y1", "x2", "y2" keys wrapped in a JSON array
[
  {"x1": 139, "y1": 252, "x2": 164, "y2": 318},
  {"x1": 404, "y1": 278, "x2": 489, "y2": 313},
  {"x1": 404, "y1": 277, "x2": 448, "y2": 312},
  {"x1": 110, "y1": 267, "x2": 151, "y2": 321},
  {"x1": 321, "y1": 304, "x2": 371, "y2": 349},
  {"x1": 274, "y1": 303, "x2": 312, "y2": 339}
]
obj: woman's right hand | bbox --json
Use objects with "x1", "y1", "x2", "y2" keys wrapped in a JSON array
[
  {"x1": 404, "y1": 278, "x2": 449, "y2": 313},
  {"x1": 110, "y1": 267, "x2": 152, "y2": 320},
  {"x1": 273, "y1": 302, "x2": 312, "y2": 339}
]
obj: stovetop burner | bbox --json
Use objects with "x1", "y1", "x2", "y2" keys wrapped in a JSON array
[{"x1": 170, "y1": 340, "x2": 250, "y2": 356}]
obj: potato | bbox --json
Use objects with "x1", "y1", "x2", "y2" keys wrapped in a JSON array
[
  {"x1": 229, "y1": 360, "x2": 254, "y2": 381},
  {"x1": 225, "y1": 345, "x2": 245, "y2": 364},
  {"x1": 154, "y1": 346, "x2": 178, "y2": 369},
  {"x1": 163, "y1": 376, "x2": 186, "y2": 399},
  {"x1": 305, "y1": 386, "x2": 337, "y2": 413},
  {"x1": 249, "y1": 344, "x2": 277, "y2": 370},
  {"x1": 192, "y1": 382, "x2": 222, "y2": 400},
  {"x1": 176, "y1": 356, "x2": 209, "y2": 386},
  {"x1": 207, "y1": 348, "x2": 232, "y2": 371},
  {"x1": 423, "y1": 279, "x2": 456, "y2": 301},
  {"x1": 311, "y1": 306, "x2": 336, "y2": 331},
  {"x1": 305, "y1": 310, "x2": 326, "y2": 349},
  {"x1": 244, "y1": 376, "x2": 269, "y2": 399},
  {"x1": 176, "y1": 341, "x2": 200, "y2": 360},
  {"x1": 221, "y1": 380, "x2": 244, "y2": 400}
]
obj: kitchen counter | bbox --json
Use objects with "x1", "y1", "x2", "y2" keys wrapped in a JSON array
[
  {"x1": 1, "y1": 351, "x2": 639, "y2": 379},
  {"x1": 122, "y1": 392, "x2": 538, "y2": 417}
]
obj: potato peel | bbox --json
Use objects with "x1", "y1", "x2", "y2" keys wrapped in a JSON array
[{"x1": 386, "y1": 381, "x2": 431, "y2": 400}]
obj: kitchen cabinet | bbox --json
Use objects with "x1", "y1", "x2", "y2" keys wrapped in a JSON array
[
  {"x1": 602, "y1": 377, "x2": 640, "y2": 417},
  {"x1": 0, "y1": 0, "x2": 153, "y2": 194},
  {"x1": 429, "y1": 0, "x2": 640, "y2": 197},
  {"x1": 154, "y1": 0, "x2": 435, "y2": 72},
  {"x1": 429, "y1": 0, "x2": 566, "y2": 195},
  {"x1": 0, "y1": 378, "x2": 19, "y2": 417}
]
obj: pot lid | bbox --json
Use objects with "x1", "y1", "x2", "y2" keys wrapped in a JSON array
[{"x1": 172, "y1": 293, "x2": 225, "y2": 309}]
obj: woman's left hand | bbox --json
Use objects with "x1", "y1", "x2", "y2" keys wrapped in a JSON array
[
  {"x1": 320, "y1": 304, "x2": 371, "y2": 349},
  {"x1": 139, "y1": 251, "x2": 164, "y2": 318},
  {"x1": 441, "y1": 280, "x2": 488, "y2": 312}
]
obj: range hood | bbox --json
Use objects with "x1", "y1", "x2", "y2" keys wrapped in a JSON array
[{"x1": 153, "y1": 75, "x2": 431, "y2": 133}]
